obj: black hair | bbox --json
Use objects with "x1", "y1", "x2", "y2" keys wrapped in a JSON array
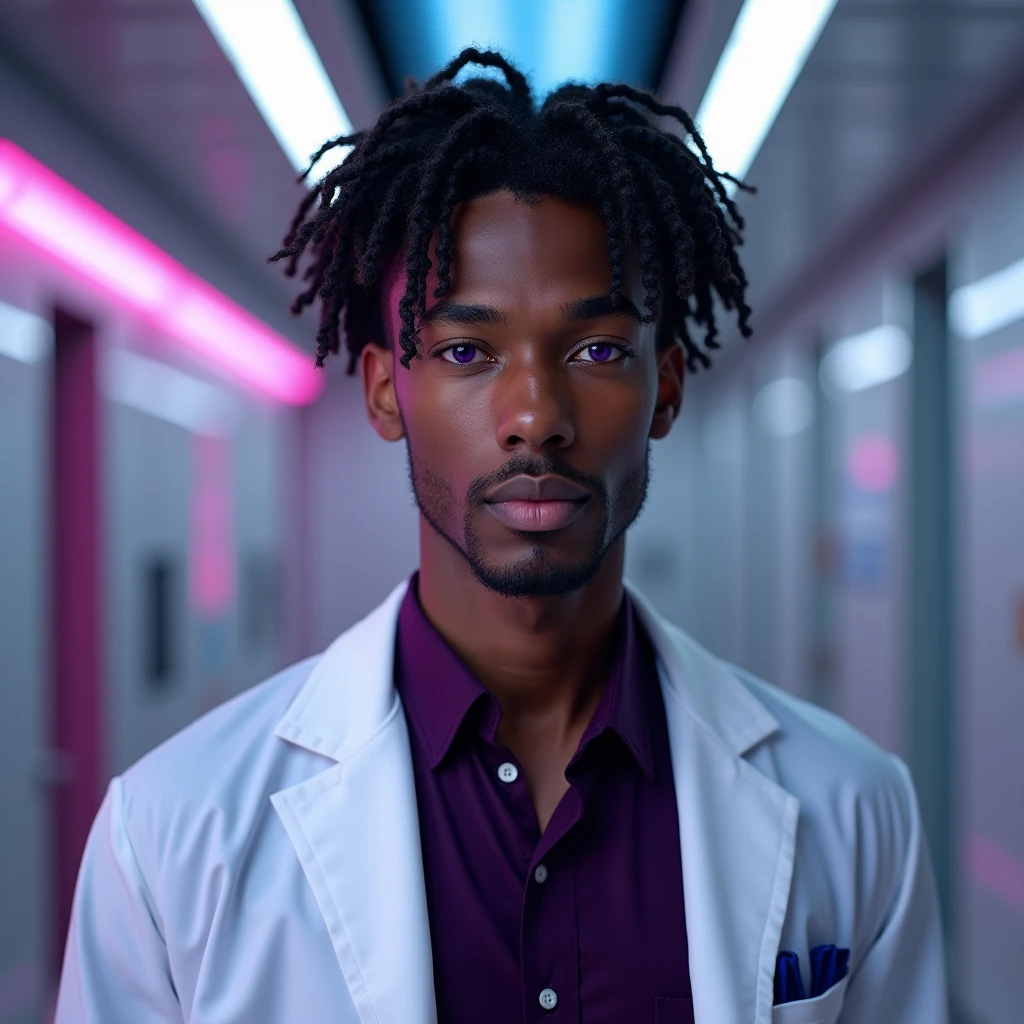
[{"x1": 270, "y1": 48, "x2": 754, "y2": 374}]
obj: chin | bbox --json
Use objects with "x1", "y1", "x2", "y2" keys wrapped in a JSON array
[{"x1": 467, "y1": 547, "x2": 606, "y2": 599}]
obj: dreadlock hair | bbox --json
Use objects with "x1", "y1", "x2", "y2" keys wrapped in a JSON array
[{"x1": 270, "y1": 47, "x2": 755, "y2": 375}]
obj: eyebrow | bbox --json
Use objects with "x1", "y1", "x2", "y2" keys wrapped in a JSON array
[
  {"x1": 420, "y1": 301, "x2": 509, "y2": 327},
  {"x1": 420, "y1": 294, "x2": 642, "y2": 328},
  {"x1": 562, "y1": 295, "x2": 642, "y2": 323}
]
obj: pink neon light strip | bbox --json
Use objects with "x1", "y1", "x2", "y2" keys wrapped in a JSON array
[{"x1": 0, "y1": 140, "x2": 321, "y2": 406}]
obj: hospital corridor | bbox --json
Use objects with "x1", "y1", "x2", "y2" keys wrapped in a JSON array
[{"x1": 1, "y1": 1, "x2": 1023, "y2": 1021}]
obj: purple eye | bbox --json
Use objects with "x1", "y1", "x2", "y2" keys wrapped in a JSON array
[
  {"x1": 444, "y1": 344, "x2": 479, "y2": 364},
  {"x1": 577, "y1": 342, "x2": 623, "y2": 363}
]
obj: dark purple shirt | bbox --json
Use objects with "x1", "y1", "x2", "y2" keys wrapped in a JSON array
[{"x1": 394, "y1": 575, "x2": 694, "y2": 1024}]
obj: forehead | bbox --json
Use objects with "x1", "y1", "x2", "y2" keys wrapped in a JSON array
[{"x1": 439, "y1": 190, "x2": 613, "y2": 303}]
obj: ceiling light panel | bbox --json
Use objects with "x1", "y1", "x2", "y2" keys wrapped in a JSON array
[
  {"x1": 820, "y1": 324, "x2": 912, "y2": 395},
  {"x1": 949, "y1": 257, "x2": 1024, "y2": 340},
  {"x1": 0, "y1": 298, "x2": 53, "y2": 364},
  {"x1": 695, "y1": 0, "x2": 839, "y2": 185},
  {"x1": 192, "y1": 0, "x2": 354, "y2": 179},
  {"x1": 104, "y1": 350, "x2": 236, "y2": 435},
  {"x1": 361, "y1": 0, "x2": 679, "y2": 104}
]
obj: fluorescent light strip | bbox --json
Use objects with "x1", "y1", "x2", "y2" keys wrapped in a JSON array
[
  {"x1": 695, "y1": 0, "x2": 839, "y2": 185},
  {"x1": 539, "y1": 1, "x2": 613, "y2": 99},
  {"x1": 104, "y1": 349, "x2": 236, "y2": 435},
  {"x1": 191, "y1": 0, "x2": 353, "y2": 179},
  {"x1": 0, "y1": 141, "x2": 321, "y2": 405},
  {"x1": 820, "y1": 324, "x2": 912, "y2": 395},
  {"x1": 950, "y1": 256, "x2": 1024, "y2": 340},
  {"x1": 0, "y1": 298, "x2": 52, "y2": 363},
  {"x1": 430, "y1": 3, "x2": 512, "y2": 94}
]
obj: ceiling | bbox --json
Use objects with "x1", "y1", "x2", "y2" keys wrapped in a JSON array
[
  {"x1": 0, "y1": 0, "x2": 1022, "y2": 366},
  {"x1": 670, "y1": 0, "x2": 1024, "y2": 372},
  {"x1": 0, "y1": 0, "x2": 386, "y2": 344},
  {"x1": 355, "y1": 0, "x2": 685, "y2": 99}
]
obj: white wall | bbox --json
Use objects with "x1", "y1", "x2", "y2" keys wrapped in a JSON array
[
  {"x1": 0, "y1": 224, "x2": 297, "y2": 1016},
  {"x1": 0, "y1": 250, "x2": 50, "y2": 1024},
  {"x1": 952, "y1": 145, "x2": 1024, "y2": 1024},
  {"x1": 303, "y1": 370, "x2": 419, "y2": 654}
]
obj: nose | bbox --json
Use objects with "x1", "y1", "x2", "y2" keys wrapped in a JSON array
[{"x1": 495, "y1": 362, "x2": 575, "y2": 451}]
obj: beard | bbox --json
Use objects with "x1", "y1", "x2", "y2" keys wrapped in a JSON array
[{"x1": 407, "y1": 444, "x2": 651, "y2": 598}]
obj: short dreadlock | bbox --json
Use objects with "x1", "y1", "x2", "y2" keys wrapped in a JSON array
[{"x1": 271, "y1": 48, "x2": 754, "y2": 375}]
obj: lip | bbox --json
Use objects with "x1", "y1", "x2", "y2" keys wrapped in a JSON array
[
  {"x1": 484, "y1": 497, "x2": 589, "y2": 533},
  {"x1": 483, "y1": 474, "x2": 591, "y2": 503}
]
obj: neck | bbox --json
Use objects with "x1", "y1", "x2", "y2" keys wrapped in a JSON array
[{"x1": 416, "y1": 523, "x2": 626, "y2": 735}]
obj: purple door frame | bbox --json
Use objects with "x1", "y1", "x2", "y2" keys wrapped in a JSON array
[{"x1": 49, "y1": 308, "x2": 104, "y2": 978}]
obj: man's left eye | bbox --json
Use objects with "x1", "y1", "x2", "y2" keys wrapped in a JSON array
[
  {"x1": 573, "y1": 342, "x2": 626, "y2": 363},
  {"x1": 440, "y1": 344, "x2": 487, "y2": 365}
]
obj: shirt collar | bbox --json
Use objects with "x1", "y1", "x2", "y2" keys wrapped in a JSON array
[{"x1": 394, "y1": 572, "x2": 656, "y2": 779}]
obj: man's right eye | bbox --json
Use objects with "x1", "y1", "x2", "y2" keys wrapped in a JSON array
[{"x1": 440, "y1": 343, "x2": 487, "y2": 365}]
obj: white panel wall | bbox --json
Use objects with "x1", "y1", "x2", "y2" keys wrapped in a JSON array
[
  {"x1": 697, "y1": 380, "x2": 750, "y2": 665},
  {"x1": 0, "y1": 254, "x2": 50, "y2": 1024},
  {"x1": 234, "y1": 400, "x2": 289, "y2": 691},
  {"x1": 748, "y1": 345, "x2": 816, "y2": 699},
  {"x1": 0, "y1": 227, "x2": 298, "y2": 1011},
  {"x1": 106, "y1": 400, "x2": 196, "y2": 777},
  {"x1": 820, "y1": 276, "x2": 910, "y2": 759},
  {"x1": 952, "y1": 145, "x2": 1024, "y2": 1024},
  {"x1": 305, "y1": 371, "x2": 419, "y2": 653},
  {"x1": 624, "y1": 396, "x2": 703, "y2": 636}
]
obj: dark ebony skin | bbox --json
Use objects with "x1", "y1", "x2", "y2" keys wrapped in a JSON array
[{"x1": 362, "y1": 190, "x2": 684, "y2": 831}]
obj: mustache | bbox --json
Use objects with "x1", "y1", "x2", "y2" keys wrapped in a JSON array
[{"x1": 465, "y1": 453, "x2": 605, "y2": 506}]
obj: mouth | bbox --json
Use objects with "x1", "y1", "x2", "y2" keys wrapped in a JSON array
[
  {"x1": 483, "y1": 496, "x2": 590, "y2": 533},
  {"x1": 481, "y1": 474, "x2": 593, "y2": 533}
]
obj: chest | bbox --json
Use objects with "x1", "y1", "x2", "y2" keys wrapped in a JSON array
[{"x1": 409, "y1": 732, "x2": 694, "y2": 1024}]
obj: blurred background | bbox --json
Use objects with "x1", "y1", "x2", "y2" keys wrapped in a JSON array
[{"x1": 0, "y1": 0, "x2": 1022, "y2": 1020}]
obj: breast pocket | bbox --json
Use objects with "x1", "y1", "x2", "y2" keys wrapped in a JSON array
[
  {"x1": 771, "y1": 976, "x2": 849, "y2": 1024},
  {"x1": 655, "y1": 994, "x2": 695, "y2": 1023}
]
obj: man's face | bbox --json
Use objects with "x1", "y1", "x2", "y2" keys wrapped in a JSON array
[{"x1": 365, "y1": 189, "x2": 682, "y2": 598}]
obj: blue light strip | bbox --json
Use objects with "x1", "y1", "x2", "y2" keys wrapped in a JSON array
[{"x1": 425, "y1": 0, "x2": 652, "y2": 102}]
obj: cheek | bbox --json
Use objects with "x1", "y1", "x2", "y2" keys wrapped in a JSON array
[
  {"x1": 398, "y1": 373, "x2": 496, "y2": 471},
  {"x1": 584, "y1": 365, "x2": 658, "y2": 458}
]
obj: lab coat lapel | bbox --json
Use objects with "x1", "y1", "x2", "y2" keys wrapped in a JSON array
[
  {"x1": 630, "y1": 587, "x2": 801, "y2": 1024},
  {"x1": 270, "y1": 578, "x2": 799, "y2": 1024},
  {"x1": 271, "y1": 581, "x2": 437, "y2": 1024}
]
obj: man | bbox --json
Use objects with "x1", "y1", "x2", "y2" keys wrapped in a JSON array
[{"x1": 57, "y1": 50, "x2": 948, "y2": 1023}]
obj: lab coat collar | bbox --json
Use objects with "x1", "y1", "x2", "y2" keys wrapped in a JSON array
[
  {"x1": 274, "y1": 578, "x2": 409, "y2": 761},
  {"x1": 626, "y1": 583, "x2": 781, "y2": 757},
  {"x1": 272, "y1": 577, "x2": 797, "y2": 1024},
  {"x1": 275, "y1": 577, "x2": 781, "y2": 762}
]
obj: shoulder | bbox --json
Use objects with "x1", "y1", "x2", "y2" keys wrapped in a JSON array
[
  {"x1": 122, "y1": 655, "x2": 320, "y2": 789},
  {"x1": 729, "y1": 666, "x2": 920, "y2": 925},
  {"x1": 114, "y1": 655, "x2": 327, "y2": 877},
  {"x1": 733, "y1": 665, "x2": 914, "y2": 816}
]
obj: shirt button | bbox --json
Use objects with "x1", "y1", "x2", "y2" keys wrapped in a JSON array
[
  {"x1": 538, "y1": 987, "x2": 558, "y2": 1011},
  {"x1": 497, "y1": 762, "x2": 519, "y2": 783},
  {"x1": 533, "y1": 863, "x2": 549, "y2": 884}
]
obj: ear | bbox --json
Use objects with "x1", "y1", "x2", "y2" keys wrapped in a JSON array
[
  {"x1": 361, "y1": 343, "x2": 405, "y2": 442},
  {"x1": 649, "y1": 340, "x2": 684, "y2": 440}
]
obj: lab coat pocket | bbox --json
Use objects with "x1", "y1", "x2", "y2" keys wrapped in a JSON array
[{"x1": 771, "y1": 975, "x2": 849, "y2": 1024}]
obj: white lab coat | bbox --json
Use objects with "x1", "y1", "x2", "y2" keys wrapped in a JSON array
[{"x1": 56, "y1": 579, "x2": 949, "y2": 1024}]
